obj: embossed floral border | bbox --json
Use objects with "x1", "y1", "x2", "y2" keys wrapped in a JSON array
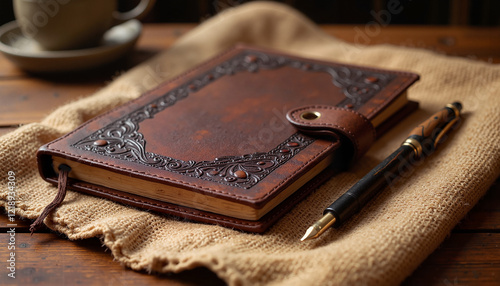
[{"x1": 73, "y1": 51, "x2": 393, "y2": 189}]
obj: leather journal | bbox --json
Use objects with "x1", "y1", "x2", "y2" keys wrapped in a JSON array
[{"x1": 36, "y1": 45, "x2": 419, "y2": 233}]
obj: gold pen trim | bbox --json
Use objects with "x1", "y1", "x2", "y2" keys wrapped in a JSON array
[{"x1": 402, "y1": 138, "x2": 422, "y2": 158}]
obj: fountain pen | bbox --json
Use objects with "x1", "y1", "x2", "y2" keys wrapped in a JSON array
[{"x1": 301, "y1": 102, "x2": 463, "y2": 241}]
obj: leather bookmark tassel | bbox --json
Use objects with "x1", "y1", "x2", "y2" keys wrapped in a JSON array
[{"x1": 30, "y1": 164, "x2": 71, "y2": 235}]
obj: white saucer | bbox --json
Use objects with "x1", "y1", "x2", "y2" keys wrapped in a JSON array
[{"x1": 0, "y1": 20, "x2": 141, "y2": 73}]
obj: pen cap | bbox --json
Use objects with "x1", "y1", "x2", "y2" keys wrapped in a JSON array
[{"x1": 406, "y1": 101, "x2": 462, "y2": 157}]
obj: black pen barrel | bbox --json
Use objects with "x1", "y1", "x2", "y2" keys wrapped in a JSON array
[{"x1": 325, "y1": 145, "x2": 415, "y2": 226}]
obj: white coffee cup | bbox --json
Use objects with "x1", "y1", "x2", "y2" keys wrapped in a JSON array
[{"x1": 13, "y1": 0, "x2": 156, "y2": 50}]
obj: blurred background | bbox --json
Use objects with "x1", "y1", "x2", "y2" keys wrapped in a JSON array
[{"x1": 1, "y1": 0, "x2": 499, "y2": 26}]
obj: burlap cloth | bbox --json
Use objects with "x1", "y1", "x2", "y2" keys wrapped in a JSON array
[{"x1": 1, "y1": 2, "x2": 499, "y2": 285}]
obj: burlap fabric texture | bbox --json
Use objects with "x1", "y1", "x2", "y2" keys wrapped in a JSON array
[{"x1": 1, "y1": 2, "x2": 500, "y2": 285}]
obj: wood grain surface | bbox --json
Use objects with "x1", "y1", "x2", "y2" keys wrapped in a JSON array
[{"x1": 1, "y1": 24, "x2": 499, "y2": 285}]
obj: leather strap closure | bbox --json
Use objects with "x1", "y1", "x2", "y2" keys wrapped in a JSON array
[{"x1": 286, "y1": 105, "x2": 376, "y2": 160}]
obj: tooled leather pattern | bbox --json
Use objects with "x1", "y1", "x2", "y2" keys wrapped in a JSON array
[{"x1": 71, "y1": 51, "x2": 388, "y2": 189}]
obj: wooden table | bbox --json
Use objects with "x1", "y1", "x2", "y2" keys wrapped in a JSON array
[{"x1": 1, "y1": 24, "x2": 499, "y2": 285}]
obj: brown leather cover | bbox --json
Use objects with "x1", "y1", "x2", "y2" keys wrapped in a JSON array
[{"x1": 37, "y1": 45, "x2": 419, "y2": 232}]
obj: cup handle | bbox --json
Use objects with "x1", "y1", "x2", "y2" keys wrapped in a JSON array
[{"x1": 113, "y1": 0, "x2": 156, "y2": 24}]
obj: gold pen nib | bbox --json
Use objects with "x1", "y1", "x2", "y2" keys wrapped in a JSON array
[
  {"x1": 301, "y1": 212, "x2": 336, "y2": 241},
  {"x1": 301, "y1": 225, "x2": 321, "y2": 241}
]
